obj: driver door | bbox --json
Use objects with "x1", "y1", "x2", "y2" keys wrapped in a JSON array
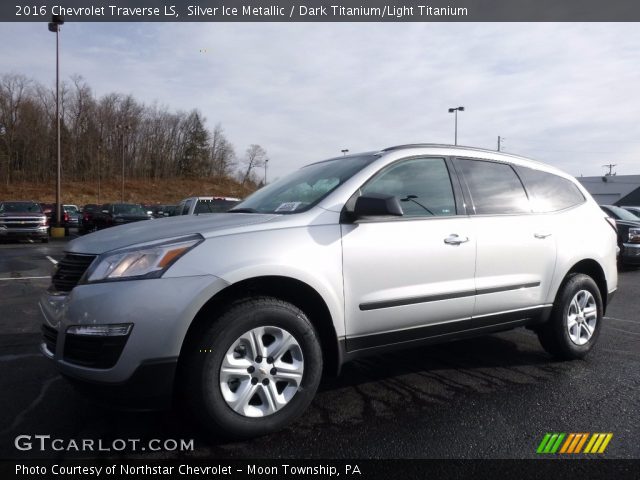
[{"x1": 341, "y1": 157, "x2": 476, "y2": 350}]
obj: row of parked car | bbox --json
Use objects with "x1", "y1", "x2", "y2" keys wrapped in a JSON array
[
  {"x1": 599, "y1": 205, "x2": 640, "y2": 266},
  {"x1": 0, "y1": 196, "x2": 241, "y2": 241}
]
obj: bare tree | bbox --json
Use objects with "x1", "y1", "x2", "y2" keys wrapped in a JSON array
[
  {"x1": 210, "y1": 123, "x2": 236, "y2": 177},
  {"x1": 241, "y1": 144, "x2": 268, "y2": 186}
]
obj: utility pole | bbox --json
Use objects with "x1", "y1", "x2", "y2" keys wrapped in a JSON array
[
  {"x1": 497, "y1": 136, "x2": 503, "y2": 152},
  {"x1": 341, "y1": 149, "x2": 349, "y2": 156},
  {"x1": 602, "y1": 164, "x2": 617, "y2": 176}
]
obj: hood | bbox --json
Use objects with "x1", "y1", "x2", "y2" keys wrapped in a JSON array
[
  {"x1": 67, "y1": 213, "x2": 278, "y2": 254},
  {"x1": 615, "y1": 219, "x2": 640, "y2": 229}
]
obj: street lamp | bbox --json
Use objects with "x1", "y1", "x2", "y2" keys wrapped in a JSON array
[
  {"x1": 447, "y1": 106, "x2": 464, "y2": 146},
  {"x1": 341, "y1": 149, "x2": 349, "y2": 156},
  {"x1": 264, "y1": 158, "x2": 269, "y2": 185},
  {"x1": 48, "y1": 15, "x2": 64, "y2": 230},
  {"x1": 116, "y1": 123, "x2": 131, "y2": 202},
  {"x1": 96, "y1": 141, "x2": 102, "y2": 203}
]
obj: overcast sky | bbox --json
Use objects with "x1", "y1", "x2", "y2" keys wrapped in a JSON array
[{"x1": 2, "y1": 22, "x2": 640, "y2": 180}]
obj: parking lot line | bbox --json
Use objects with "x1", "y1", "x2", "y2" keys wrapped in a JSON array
[
  {"x1": 0, "y1": 276, "x2": 50, "y2": 281},
  {"x1": 46, "y1": 256, "x2": 58, "y2": 265},
  {"x1": 606, "y1": 316, "x2": 640, "y2": 324}
]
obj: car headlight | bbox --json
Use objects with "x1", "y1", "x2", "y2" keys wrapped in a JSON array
[
  {"x1": 629, "y1": 228, "x2": 640, "y2": 244},
  {"x1": 85, "y1": 234, "x2": 203, "y2": 283}
]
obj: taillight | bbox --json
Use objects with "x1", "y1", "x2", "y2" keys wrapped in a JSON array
[
  {"x1": 83, "y1": 213, "x2": 90, "y2": 221},
  {"x1": 64, "y1": 212, "x2": 69, "y2": 222},
  {"x1": 629, "y1": 227, "x2": 640, "y2": 244},
  {"x1": 605, "y1": 217, "x2": 617, "y2": 233}
]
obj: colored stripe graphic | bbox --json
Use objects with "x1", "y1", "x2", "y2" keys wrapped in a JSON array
[
  {"x1": 537, "y1": 433, "x2": 613, "y2": 454},
  {"x1": 537, "y1": 433, "x2": 565, "y2": 454},
  {"x1": 584, "y1": 433, "x2": 613, "y2": 453},
  {"x1": 574, "y1": 433, "x2": 589, "y2": 453}
]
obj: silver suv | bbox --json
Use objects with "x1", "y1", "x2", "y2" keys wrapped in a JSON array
[{"x1": 40, "y1": 145, "x2": 618, "y2": 438}]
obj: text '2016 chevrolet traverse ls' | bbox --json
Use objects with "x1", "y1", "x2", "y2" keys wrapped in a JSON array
[{"x1": 40, "y1": 145, "x2": 618, "y2": 438}]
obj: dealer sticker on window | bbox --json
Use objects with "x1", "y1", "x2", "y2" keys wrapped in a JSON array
[{"x1": 275, "y1": 202, "x2": 302, "y2": 212}]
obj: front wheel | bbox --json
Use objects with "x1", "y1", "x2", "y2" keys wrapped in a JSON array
[
  {"x1": 537, "y1": 273, "x2": 603, "y2": 359},
  {"x1": 185, "y1": 297, "x2": 323, "y2": 439}
]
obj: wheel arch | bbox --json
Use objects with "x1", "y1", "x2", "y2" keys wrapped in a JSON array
[
  {"x1": 176, "y1": 275, "x2": 343, "y2": 386},
  {"x1": 563, "y1": 259, "x2": 609, "y2": 313}
]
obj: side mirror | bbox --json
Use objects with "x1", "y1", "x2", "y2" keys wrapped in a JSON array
[{"x1": 353, "y1": 194, "x2": 403, "y2": 218}]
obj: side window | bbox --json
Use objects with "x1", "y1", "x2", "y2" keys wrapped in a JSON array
[
  {"x1": 361, "y1": 157, "x2": 456, "y2": 217},
  {"x1": 516, "y1": 167, "x2": 585, "y2": 212},
  {"x1": 182, "y1": 200, "x2": 193, "y2": 215},
  {"x1": 455, "y1": 159, "x2": 530, "y2": 215},
  {"x1": 195, "y1": 200, "x2": 214, "y2": 214}
]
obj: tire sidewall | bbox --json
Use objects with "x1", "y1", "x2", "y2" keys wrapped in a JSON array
[
  {"x1": 555, "y1": 274, "x2": 603, "y2": 357},
  {"x1": 193, "y1": 299, "x2": 322, "y2": 438}
]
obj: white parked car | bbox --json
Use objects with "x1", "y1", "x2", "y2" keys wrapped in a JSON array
[
  {"x1": 40, "y1": 144, "x2": 618, "y2": 438},
  {"x1": 176, "y1": 196, "x2": 241, "y2": 215}
]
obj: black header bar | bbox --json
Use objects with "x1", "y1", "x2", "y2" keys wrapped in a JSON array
[{"x1": 5, "y1": 0, "x2": 640, "y2": 22}]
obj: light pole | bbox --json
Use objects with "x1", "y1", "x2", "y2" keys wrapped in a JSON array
[
  {"x1": 341, "y1": 149, "x2": 349, "y2": 156},
  {"x1": 447, "y1": 106, "x2": 464, "y2": 145},
  {"x1": 0, "y1": 125, "x2": 7, "y2": 188},
  {"x1": 116, "y1": 124, "x2": 131, "y2": 202},
  {"x1": 48, "y1": 15, "x2": 64, "y2": 229},
  {"x1": 96, "y1": 141, "x2": 102, "y2": 203},
  {"x1": 264, "y1": 158, "x2": 269, "y2": 185}
]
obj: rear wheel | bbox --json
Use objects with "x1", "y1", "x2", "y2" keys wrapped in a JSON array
[
  {"x1": 185, "y1": 297, "x2": 323, "y2": 439},
  {"x1": 537, "y1": 273, "x2": 603, "y2": 359}
]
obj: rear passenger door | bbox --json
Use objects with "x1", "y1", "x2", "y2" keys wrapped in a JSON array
[{"x1": 453, "y1": 158, "x2": 557, "y2": 317}]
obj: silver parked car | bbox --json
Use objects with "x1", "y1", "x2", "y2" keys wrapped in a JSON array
[{"x1": 40, "y1": 145, "x2": 618, "y2": 438}]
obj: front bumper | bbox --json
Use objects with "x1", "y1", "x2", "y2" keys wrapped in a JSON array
[
  {"x1": 39, "y1": 274, "x2": 229, "y2": 406},
  {"x1": 0, "y1": 226, "x2": 48, "y2": 238},
  {"x1": 621, "y1": 243, "x2": 640, "y2": 265}
]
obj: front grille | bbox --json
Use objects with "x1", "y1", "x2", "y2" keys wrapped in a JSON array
[
  {"x1": 64, "y1": 334, "x2": 130, "y2": 369},
  {"x1": 51, "y1": 253, "x2": 96, "y2": 292},
  {"x1": 5, "y1": 221, "x2": 42, "y2": 229},
  {"x1": 41, "y1": 324, "x2": 58, "y2": 353}
]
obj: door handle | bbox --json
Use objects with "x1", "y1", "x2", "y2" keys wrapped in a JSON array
[
  {"x1": 534, "y1": 233, "x2": 552, "y2": 239},
  {"x1": 444, "y1": 234, "x2": 469, "y2": 245}
]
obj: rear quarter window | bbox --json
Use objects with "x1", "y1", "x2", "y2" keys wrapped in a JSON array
[{"x1": 516, "y1": 167, "x2": 585, "y2": 212}]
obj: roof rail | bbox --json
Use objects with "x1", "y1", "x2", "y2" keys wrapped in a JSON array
[{"x1": 380, "y1": 143, "x2": 539, "y2": 163}]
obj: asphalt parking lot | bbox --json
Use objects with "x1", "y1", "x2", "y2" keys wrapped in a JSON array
[{"x1": 0, "y1": 238, "x2": 638, "y2": 460}]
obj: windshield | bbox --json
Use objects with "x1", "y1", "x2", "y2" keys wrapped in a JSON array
[
  {"x1": 231, "y1": 154, "x2": 379, "y2": 214},
  {"x1": 114, "y1": 204, "x2": 147, "y2": 216},
  {"x1": 606, "y1": 205, "x2": 640, "y2": 222},
  {"x1": 0, "y1": 202, "x2": 42, "y2": 214}
]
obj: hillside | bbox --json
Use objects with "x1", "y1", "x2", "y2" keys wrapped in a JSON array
[{"x1": 0, "y1": 176, "x2": 258, "y2": 206}]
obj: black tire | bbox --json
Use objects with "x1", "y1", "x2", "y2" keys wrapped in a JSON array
[
  {"x1": 537, "y1": 273, "x2": 603, "y2": 359},
  {"x1": 184, "y1": 297, "x2": 323, "y2": 439}
]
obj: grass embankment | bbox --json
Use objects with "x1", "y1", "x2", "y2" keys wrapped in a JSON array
[{"x1": 0, "y1": 177, "x2": 256, "y2": 205}]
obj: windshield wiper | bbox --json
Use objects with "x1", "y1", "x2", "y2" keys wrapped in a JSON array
[{"x1": 228, "y1": 208, "x2": 258, "y2": 213}]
